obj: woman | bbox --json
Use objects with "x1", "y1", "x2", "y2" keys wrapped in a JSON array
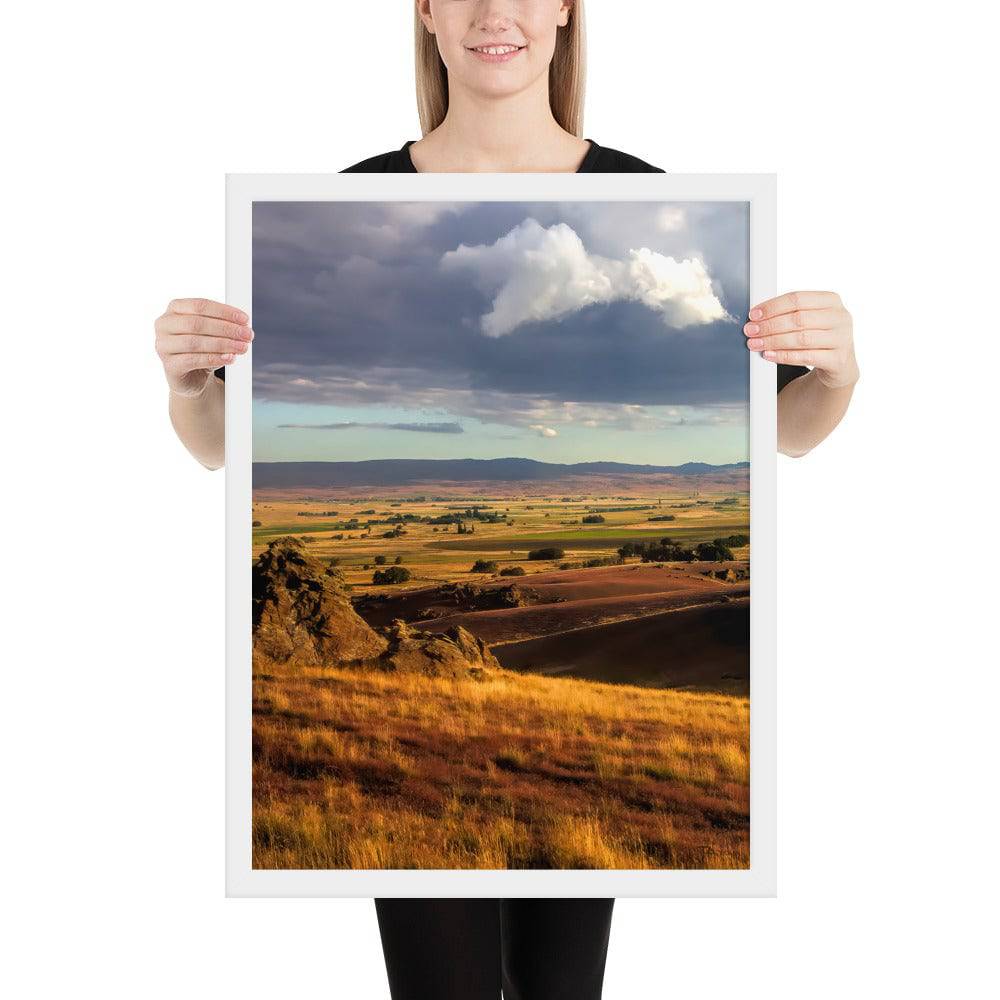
[{"x1": 156, "y1": 2, "x2": 859, "y2": 998}]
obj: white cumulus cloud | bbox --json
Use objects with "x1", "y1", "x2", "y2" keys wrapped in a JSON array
[
  {"x1": 529, "y1": 424, "x2": 559, "y2": 438},
  {"x1": 439, "y1": 218, "x2": 731, "y2": 337}
]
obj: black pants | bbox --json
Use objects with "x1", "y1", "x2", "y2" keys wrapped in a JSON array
[{"x1": 374, "y1": 898, "x2": 615, "y2": 1000}]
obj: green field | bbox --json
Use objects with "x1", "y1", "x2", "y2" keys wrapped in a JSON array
[
  {"x1": 253, "y1": 521, "x2": 353, "y2": 539},
  {"x1": 250, "y1": 489, "x2": 749, "y2": 589},
  {"x1": 425, "y1": 522, "x2": 750, "y2": 552}
]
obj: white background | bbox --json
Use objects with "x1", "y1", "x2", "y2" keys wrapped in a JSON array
[{"x1": 3, "y1": 1, "x2": 996, "y2": 997}]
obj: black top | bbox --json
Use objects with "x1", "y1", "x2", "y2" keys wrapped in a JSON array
[
  {"x1": 342, "y1": 137, "x2": 665, "y2": 174},
  {"x1": 215, "y1": 139, "x2": 809, "y2": 391}
]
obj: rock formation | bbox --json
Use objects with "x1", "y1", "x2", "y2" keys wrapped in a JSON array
[
  {"x1": 253, "y1": 536, "x2": 387, "y2": 667},
  {"x1": 252, "y1": 537, "x2": 500, "y2": 678},
  {"x1": 380, "y1": 619, "x2": 500, "y2": 679}
]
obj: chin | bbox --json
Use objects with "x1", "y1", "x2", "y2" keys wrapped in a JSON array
[{"x1": 471, "y1": 75, "x2": 530, "y2": 98}]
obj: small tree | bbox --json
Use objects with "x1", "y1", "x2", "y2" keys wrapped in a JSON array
[
  {"x1": 528, "y1": 547, "x2": 565, "y2": 561},
  {"x1": 471, "y1": 559, "x2": 499, "y2": 573},
  {"x1": 715, "y1": 534, "x2": 749, "y2": 547},
  {"x1": 696, "y1": 541, "x2": 734, "y2": 562},
  {"x1": 373, "y1": 565, "x2": 411, "y2": 585}
]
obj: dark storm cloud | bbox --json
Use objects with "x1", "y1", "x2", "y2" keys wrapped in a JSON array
[{"x1": 251, "y1": 201, "x2": 749, "y2": 415}]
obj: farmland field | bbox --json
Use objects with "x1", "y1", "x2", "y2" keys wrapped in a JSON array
[{"x1": 251, "y1": 475, "x2": 751, "y2": 869}]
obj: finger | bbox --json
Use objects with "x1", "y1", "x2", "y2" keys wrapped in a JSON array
[
  {"x1": 746, "y1": 329, "x2": 840, "y2": 351},
  {"x1": 155, "y1": 313, "x2": 253, "y2": 340},
  {"x1": 158, "y1": 334, "x2": 251, "y2": 357},
  {"x1": 760, "y1": 348, "x2": 835, "y2": 366},
  {"x1": 166, "y1": 351, "x2": 238, "y2": 373},
  {"x1": 749, "y1": 291, "x2": 841, "y2": 321},
  {"x1": 166, "y1": 298, "x2": 248, "y2": 324},
  {"x1": 743, "y1": 306, "x2": 841, "y2": 338}
]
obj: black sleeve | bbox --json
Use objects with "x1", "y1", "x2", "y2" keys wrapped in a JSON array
[
  {"x1": 214, "y1": 366, "x2": 225, "y2": 382},
  {"x1": 777, "y1": 363, "x2": 809, "y2": 392}
]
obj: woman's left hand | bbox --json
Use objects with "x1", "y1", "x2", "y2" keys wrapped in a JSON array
[{"x1": 743, "y1": 290, "x2": 859, "y2": 389}]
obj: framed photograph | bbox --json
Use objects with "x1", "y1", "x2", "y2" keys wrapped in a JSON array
[{"x1": 225, "y1": 172, "x2": 776, "y2": 897}]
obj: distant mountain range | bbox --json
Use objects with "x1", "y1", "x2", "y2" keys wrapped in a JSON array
[{"x1": 252, "y1": 458, "x2": 749, "y2": 488}]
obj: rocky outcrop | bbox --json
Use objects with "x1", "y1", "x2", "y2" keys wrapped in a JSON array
[
  {"x1": 410, "y1": 581, "x2": 538, "y2": 620},
  {"x1": 352, "y1": 580, "x2": 539, "y2": 627},
  {"x1": 252, "y1": 537, "x2": 500, "y2": 679},
  {"x1": 253, "y1": 537, "x2": 387, "y2": 666},
  {"x1": 380, "y1": 619, "x2": 501, "y2": 679},
  {"x1": 442, "y1": 581, "x2": 537, "y2": 610}
]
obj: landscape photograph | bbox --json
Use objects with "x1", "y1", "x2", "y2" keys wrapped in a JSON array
[{"x1": 250, "y1": 198, "x2": 752, "y2": 870}]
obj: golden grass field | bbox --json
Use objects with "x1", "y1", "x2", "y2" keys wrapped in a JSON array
[
  {"x1": 251, "y1": 483, "x2": 751, "y2": 869},
  {"x1": 253, "y1": 661, "x2": 749, "y2": 870}
]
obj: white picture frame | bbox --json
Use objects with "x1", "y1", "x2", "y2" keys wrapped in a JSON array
[{"x1": 225, "y1": 172, "x2": 777, "y2": 898}]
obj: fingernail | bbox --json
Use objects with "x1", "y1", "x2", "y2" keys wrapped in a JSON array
[
  {"x1": 748, "y1": 338, "x2": 763, "y2": 349},
  {"x1": 763, "y1": 350, "x2": 776, "y2": 359},
  {"x1": 749, "y1": 308, "x2": 763, "y2": 320},
  {"x1": 745, "y1": 323, "x2": 760, "y2": 335},
  {"x1": 235, "y1": 310, "x2": 249, "y2": 324},
  {"x1": 222, "y1": 353, "x2": 235, "y2": 362}
]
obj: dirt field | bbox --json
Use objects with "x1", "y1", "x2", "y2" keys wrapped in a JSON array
[{"x1": 495, "y1": 599, "x2": 749, "y2": 694}]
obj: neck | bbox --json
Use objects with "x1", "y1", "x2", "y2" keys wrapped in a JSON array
[{"x1": 429, "y1": 72, "x2": 570, "y2": 170}]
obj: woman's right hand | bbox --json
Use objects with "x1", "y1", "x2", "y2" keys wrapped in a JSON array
[{"x1": 155, "y1": 297, "x2": 253, "y2": 396}]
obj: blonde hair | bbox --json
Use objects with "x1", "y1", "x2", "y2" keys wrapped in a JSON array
[{"x1": 415, "y1": 1, "x2": 587, "y2": 137}]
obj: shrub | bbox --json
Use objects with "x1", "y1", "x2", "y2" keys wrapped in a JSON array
[
  {"x1": 528, "y1": 547, "x2": 565, "y2": 561},
  {"x1": 499, "y1": 566, "x2": 526, "y2": 577},
  {"x1": 252, "y1": 520, "x2": 262, "y2": 527},
  {"x1": 696, "y1": 541, "x2": 734, "y2": 562},
  {"x1": 581, "y1": 514, "x2": 605, "y2": 524},
  {"x1": 373, "y1": 566, "x2": 411, "y2": 585},
  {"x1": 715, "y1": 534, "x2": 749, "y2": 547},
  {"x1": 374, "y1": 555, "x2": 387, "y2": 565},
  {"x1": 471, "y1": 560, "x2": 499, "y2": 573},
  {"x1": 629, "y1": 540, "x2": 698, "y2": 563}
]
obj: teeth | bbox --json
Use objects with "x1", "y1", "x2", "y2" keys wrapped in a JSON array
[{"x1": 475, "y1": 45, "x2": 520, "y2": 54}]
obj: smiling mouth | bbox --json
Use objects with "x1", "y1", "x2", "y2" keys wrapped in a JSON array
[{"x1": 466, "y1": 43, "x2": 527, "y2": 60}]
